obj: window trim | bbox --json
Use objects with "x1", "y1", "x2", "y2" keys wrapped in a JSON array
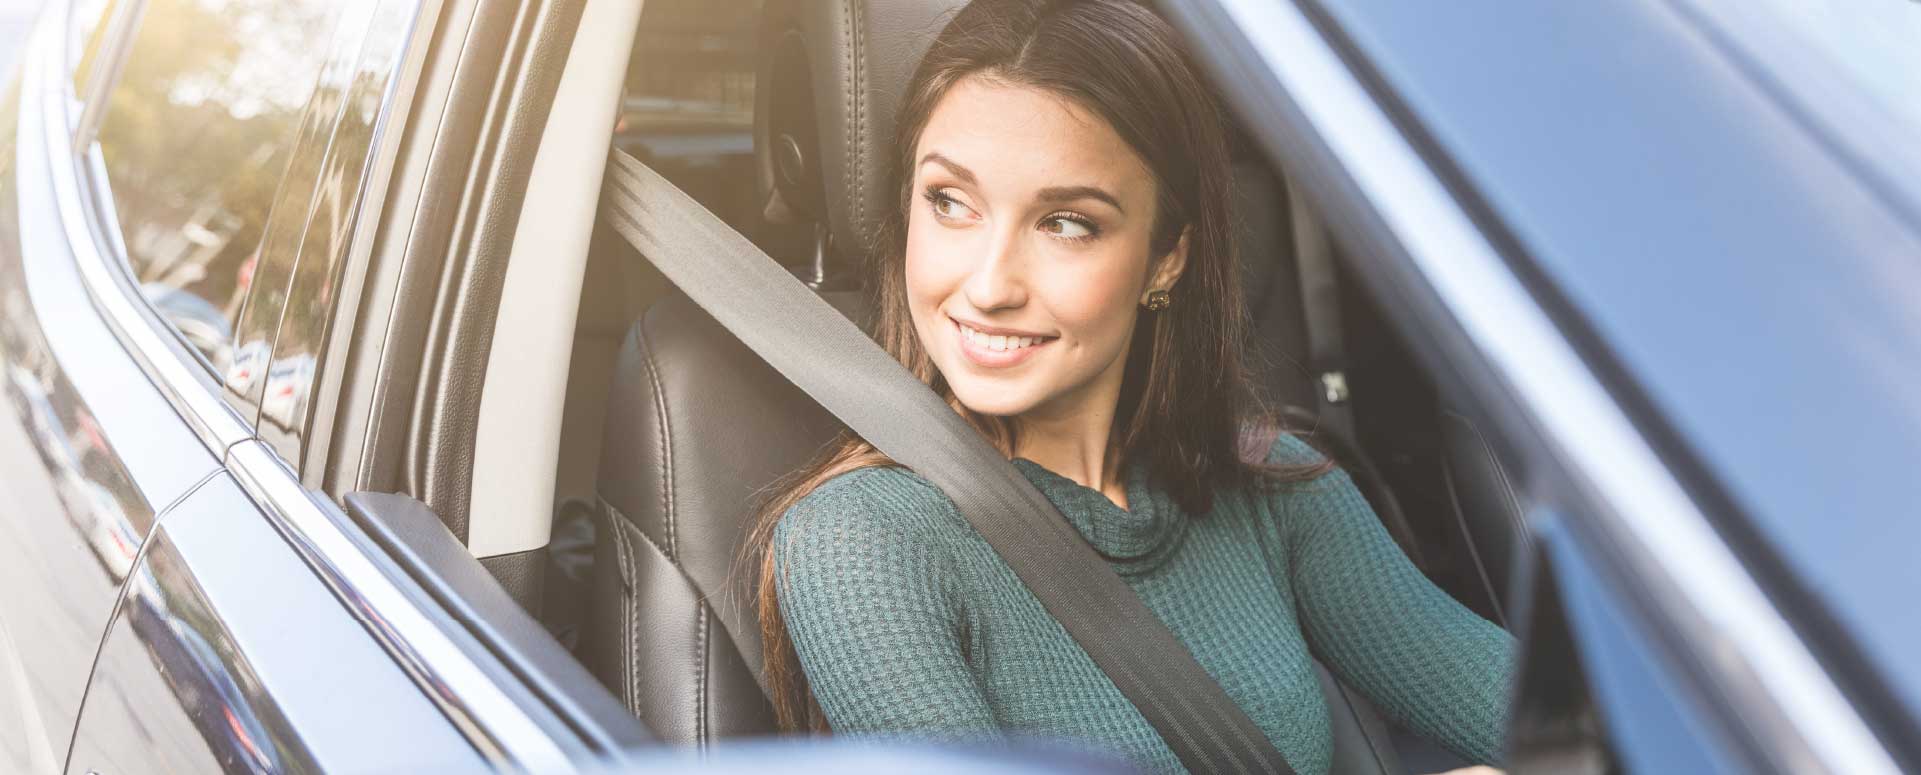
[
  {"x1": 1162, "y1": 0, "x2": 1900, "y2": 772},
  {"x1": 70, "y1": 0, "x2": 140, "y2": 149}
]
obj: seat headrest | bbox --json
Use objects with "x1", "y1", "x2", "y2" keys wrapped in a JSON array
[{"x1": 755, "y1": 0, "x2": 968, "y2": 268}]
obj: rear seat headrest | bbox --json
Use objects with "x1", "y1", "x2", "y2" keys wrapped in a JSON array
[{"x1": 753, "y1": 0, "x2": 969, "y2": 269}]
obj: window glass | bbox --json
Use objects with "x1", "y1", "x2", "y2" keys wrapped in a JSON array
[
  {"x1": 67, "y1": 0, "x2": 114, "y2": 97},
  {"x1": 1679, "y1": 0, "x2": 1921, "y2": 206},
  {"x1": 88, "y1": 0, "x2": 340, "y2": 373},
  {"x1": 621, "y1": 0, "x2": 811, "y2": 263},
  {"x1": 249, "y1": 0, "x2": 417, "y2": 463}
]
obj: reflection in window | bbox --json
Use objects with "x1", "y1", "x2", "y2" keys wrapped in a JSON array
[
  {"x1": 67, "y1": 0, "x2": 113, "y2": 99},
  {"x1": 89, "y1": 0, "x2": 339, "y2": 372},
  {"x1": 622, "y1": 0, "x2": 760, "y2": 227},
  {"x1": 622, "y1": 0, "x2": 811, "y2": 269},
  {"x1": 253, "y1": 0, "x2": 415, "y2": 457}
]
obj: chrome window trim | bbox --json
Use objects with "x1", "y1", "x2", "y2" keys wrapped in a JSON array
[
  {"x1": 70, "y1": 0, "x2": 142, "y2": 149},
  {"x1": 226, "y1": 441, "x2": 573, "y2": 773},
  {"x1": 1202, "y1": 0, "x2": 1898, "y2": 772},
  {"x1": 37, "y1": 6, "x2": 254, "y2": 454}
]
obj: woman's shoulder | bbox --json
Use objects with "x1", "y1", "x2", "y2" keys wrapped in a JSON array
[
  {"x1": 772, "y1": 465, "x2": 967, "y2": 555},
  {"x1": 1260, "y1": 431, "x2": 1330, "y2": 468}
]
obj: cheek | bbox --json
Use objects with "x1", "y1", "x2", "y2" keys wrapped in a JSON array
[
  {"x1": 1041, "y1": 253, "x2": 1143, "y2": 341},
  {"x1": 904, "y1": 213, "x2": 966, "y2": 310}
]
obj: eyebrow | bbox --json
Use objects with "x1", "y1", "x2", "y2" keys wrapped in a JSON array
[
  {"x1": 920, "y1": 151, "x2": 1127, "y2": 214},
  {"x1": 1036, "y1": 185, "x2": 1125, "y2": 214},
  {"x1": 919, "y1": 152, "x2": 978, "y2": 186}
]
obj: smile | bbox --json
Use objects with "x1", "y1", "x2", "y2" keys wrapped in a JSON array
[{"x1": 951, "y1": 316, "x2": 1056, "y2": 368}]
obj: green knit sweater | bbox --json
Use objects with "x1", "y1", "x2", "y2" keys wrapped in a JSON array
[{"x1": 772, "y1": 434, "x2": 1514, "y2": 774}]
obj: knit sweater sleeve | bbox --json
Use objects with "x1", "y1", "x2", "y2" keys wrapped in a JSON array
[
  {"x1": 771, "y1": 468, "x2": 1002, "y2": 741},
  {"x1": 1264, "y1": 435, "x2": 1516, "y2": 764}
]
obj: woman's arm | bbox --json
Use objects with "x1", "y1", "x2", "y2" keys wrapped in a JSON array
[
  {"x1": 772, "y1": 471, "x2": 1001, "y2": 740},
  {"x1": 1266, "y1": 436, "x2": 1516, "y2": 764}
]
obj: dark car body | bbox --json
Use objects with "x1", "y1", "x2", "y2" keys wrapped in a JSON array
[{"x1": 0, "y1": 0, "x2": 1914, "y2": 773}]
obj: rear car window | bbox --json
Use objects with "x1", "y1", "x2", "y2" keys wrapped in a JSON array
[{"x1": 85, "y1": 0, "x2": 339, "y2": 372}]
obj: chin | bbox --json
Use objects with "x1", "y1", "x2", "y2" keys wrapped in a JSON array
[{"x1": 946, "y1": 378, "x2": 1041, "y2": 418}]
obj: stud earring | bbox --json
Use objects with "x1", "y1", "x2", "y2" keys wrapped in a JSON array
[{"x1": 1142, "y1": 289, "x2": 1172, "y2": 311}]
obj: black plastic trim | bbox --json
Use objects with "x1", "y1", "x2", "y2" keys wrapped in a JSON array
[{"x1": 344, "y1": 491, "x2": 653, "y2": 756}]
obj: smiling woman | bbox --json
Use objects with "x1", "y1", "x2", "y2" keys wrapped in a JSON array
[{"x1": 741, "y1": 0, "x2": 1515, "y2": 773}]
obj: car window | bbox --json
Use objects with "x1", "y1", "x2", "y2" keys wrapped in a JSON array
[
  {"x1": 620, "y1": 0, "x2": 810, "y2": 262},
  {"x1": 243, "y1": 0, "x2": 419, "y2": 464},
  {"x1": 82, "y1": 0, "x2": 340, "y2": 374}
]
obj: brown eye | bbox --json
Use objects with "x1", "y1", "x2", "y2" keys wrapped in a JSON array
[
  {"x1": 1041, "y1": 214, "x2": 1096, "y2": 240},
  {"x1": 923, "y1": 188, "x2": 976, "y2": 221}
]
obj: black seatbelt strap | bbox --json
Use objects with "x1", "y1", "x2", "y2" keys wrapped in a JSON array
[
  {"x1": 601, "y1": 150, "x2": 1295, "y2": 775},
  {"x1": 1286, "y1": 178, "x2": 1354, "y2": 441}
]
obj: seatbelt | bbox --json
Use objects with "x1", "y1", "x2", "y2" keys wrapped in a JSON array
[
  {"x1": 1285, "y1": 178, "x2": 1354, "y2": 441},
  {"x1": 601, "y1": 150, "x2": 1295, "y2": 775},
  {"x1": 1283, "y1": 180, "x2": 1425, "y2": 569}
]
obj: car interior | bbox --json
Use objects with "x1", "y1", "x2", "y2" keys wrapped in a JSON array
[{"x1": 427, "y1": 0, "x2": 1535, "y2": 767}]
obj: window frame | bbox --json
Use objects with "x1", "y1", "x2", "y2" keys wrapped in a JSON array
[{"x1": 1158, "y1": 0, "x2": 1902, "y2": 772}]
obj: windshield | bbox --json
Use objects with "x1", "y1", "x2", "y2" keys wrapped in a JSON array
[{"x1": 1679, "y1": 0, "x2": 1921, "y2": 212}]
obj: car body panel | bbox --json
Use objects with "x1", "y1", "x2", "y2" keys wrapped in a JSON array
[
  {"x1": 69, "y1": 472, "x2": 483, "y2": 774},
  {"x1": 1312, "y1": 0, "x2": 1921, "y2": 744}
]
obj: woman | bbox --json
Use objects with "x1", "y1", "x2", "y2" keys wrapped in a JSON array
[{"x1": 743, "y1": 1, "x2": 1514, "y2": 772}]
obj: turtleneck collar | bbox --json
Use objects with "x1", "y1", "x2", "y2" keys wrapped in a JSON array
[{"x1": 1010, "y1": 455, "x2": 1188, "y2": 574}]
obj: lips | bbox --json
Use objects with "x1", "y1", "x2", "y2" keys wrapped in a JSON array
[{"x1": 951, "y1": 316, "x2": 1055, "y2": 368}]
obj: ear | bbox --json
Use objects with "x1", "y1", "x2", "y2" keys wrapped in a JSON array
[{"x1": 1143, "y1": 227, "x2": 1191, "y2": 301}]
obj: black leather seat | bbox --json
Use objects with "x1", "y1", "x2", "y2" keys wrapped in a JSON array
[
  {"x1": 1438, "y1": 403, "x2": 1531, "y2": 625},
  {"x1": 587, "y1": 1, "x2": 1406, "y2": 770},
  {"x1": 584, "y1": 0, "x2": 955, "y2": 744}
]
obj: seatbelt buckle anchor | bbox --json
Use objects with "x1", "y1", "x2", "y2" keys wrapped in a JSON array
[{"x1": 1320, "y1": 371, "x2": 1350, "y2": 405}]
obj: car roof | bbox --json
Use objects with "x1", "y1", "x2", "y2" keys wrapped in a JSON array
[{"x1": 1312, "y1": 0, "x2": 1921, "y2": 740}]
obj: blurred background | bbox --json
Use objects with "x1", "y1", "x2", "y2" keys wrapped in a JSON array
[{"x1": 0, "y1": 0, "x2": 39, "y2": 68}]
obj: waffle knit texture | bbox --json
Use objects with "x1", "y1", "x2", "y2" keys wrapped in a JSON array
[{"x1": 772, "y1": 434, "x2": 1514, "y2": 774}]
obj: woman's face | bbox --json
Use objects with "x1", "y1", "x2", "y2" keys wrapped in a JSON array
[{"x1": 906, "y1": 77, "x2": 1186, "y2": 422}]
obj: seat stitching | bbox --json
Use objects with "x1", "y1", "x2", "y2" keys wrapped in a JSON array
[
  {"x1": 622, "y1": 517, "x2": 715, "y2": 743},
  {"x1": 695, "y1": 603, "x2": 710, "y2": 747},
  {"x1": 840, "y1": 0, "x2": 853, "y2": 240},
  {"x1": 623, "y1": 524, "x2": 639, "y2": 710},
  {"x1": 605, "y1": 506, "x2": 639, "y2": 711},
  {"x1": 637, "y1": 326, "x2": 677, "y2": 557},
  {"x1": 853, "y1": 2, "x2": 867, "y2": 247},
  {"x1": 1440, "y1": 411, "x2": 1506, "y2": 625}
]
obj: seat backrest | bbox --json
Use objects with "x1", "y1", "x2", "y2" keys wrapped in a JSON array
[
  {"x1": 585, "y1": 0, "x2": 964, "y2": 744},
  {"x1": 1438, "y1": 403, "x2": 1532, "y2": 625}
]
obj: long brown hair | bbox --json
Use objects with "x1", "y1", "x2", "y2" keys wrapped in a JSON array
[{"x1": 744, "y1": 0, "x2": 1325, "y2": 731}]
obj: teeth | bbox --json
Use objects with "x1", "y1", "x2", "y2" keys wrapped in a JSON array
[{"x1": 960, "y1": 323, "x2": 1045, "y2": 352}]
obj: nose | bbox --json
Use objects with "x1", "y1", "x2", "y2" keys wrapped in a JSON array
[{"x1": 962, "y1": 230, "x2": 1028, "y2": 311}]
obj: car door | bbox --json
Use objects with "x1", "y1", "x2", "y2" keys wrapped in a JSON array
[
  {"x1": 1163, "y1": 0, "x2": 1913, "y2": 772},
  {"x1": 42, "y1": 0, "x2": 655, "y2": 770},
  {"x1": 0, "y1": 0, "x2": 505, "y2": 771},
  {"x1": 34, "y1": 0, "x2": 490, "y2": 771}
]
